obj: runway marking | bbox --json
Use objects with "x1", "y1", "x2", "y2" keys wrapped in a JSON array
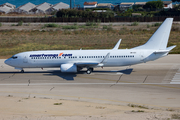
[
  {"x1": 76, "y1": 76, "x2": 131, "y2": 83},
  {"x1": 0, "y1": 83, "x2": 180, "y2": 86},
  {"x1": 170, "y1": 68, "x2": 180, "y2": 84}
]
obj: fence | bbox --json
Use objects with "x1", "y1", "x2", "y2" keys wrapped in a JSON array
[{"x1": 0, "y1": 16, "x2": 180, "y2": 22}]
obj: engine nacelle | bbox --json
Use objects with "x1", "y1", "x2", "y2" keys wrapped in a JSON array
[{"x1": 60, "y1": 63, "x2": 77, "y2": 73}]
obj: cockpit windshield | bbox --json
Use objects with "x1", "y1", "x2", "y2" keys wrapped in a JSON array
[{"x1": 11, "y1": 56, "x2": 18, "y2": 59}]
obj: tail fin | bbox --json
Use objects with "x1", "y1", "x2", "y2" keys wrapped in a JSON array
[{"x1": 133, "y1": 18, "x2": 173, "y2": 50}]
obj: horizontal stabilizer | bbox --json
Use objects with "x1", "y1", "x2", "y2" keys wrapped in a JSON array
[
  {"x1": 153, "y1": 45, "x2": 176, "y2": 54},
  {"x1": 153, "y1": 50, "x2": 169, "y2": 54},
  {"x1": 166, "y1": 45, "x2": 176, "y2": 51}
]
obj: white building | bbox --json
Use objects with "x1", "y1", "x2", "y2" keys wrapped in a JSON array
[
  {"x1": 97, "y1": 3, "x2": 112, "y2": 9},
  {"x1": 52, "y1": 2, "x2": 69, "y2": 10},
  {"x1": 120, "y1": 2, "x2": 134, "y2": 10},
  {"x1": 0, "y1": 3, "x2": 16, "y2": 9},
  {"x1": 14, "y1": 2, "x2": 36, "y2": 14},
  {"x1": 0, "y1": 5, "x2": 12, "y2": 14},
  {"x1": 134, "y1": 2, "x2": 146, "y2": 6},
  {"x1": 0, "y1": 3, "x2": 16, "y2": 14},
  {"x1": 84, "y1": 2, "x2": 97, "y2": 9},
  {"x1": 31, "y1": 2, "x2": 52, "y2": 14},
  {"x1": 46, "y1": 2, "x2": 69, "y2": 14},
  {"x1": 163, "y1": 1, "x2": 172, "y2": 9}
]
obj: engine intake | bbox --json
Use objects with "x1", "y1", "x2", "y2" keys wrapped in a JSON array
[{"x1": 60, "y1": 63, "x2": 77, "y2": 73}]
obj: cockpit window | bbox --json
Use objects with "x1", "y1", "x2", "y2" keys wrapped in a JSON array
[{"x1": 11, "y1": 56, "x2": 18, "y2": 59}]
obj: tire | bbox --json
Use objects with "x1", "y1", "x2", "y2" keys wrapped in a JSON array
[{"x1": 86, "y1": 68, "x2": 93, "y2": 74}]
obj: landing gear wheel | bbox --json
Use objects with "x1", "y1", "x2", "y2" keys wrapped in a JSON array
[
  {"x1": 21, "y1": 70, "x2": 24, "y2": 73},
  {"x1": 86, "y1": 68, "x2": 93, "y2": 74}
]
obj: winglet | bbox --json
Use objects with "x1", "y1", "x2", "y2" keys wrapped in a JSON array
[
  {"x1": 101, "y1": 53, "x2": 110, "y2": 63},
  {"x1": 112, "y1": 39, "x2": 121, "y2": 50},
  {"x1": 98, "y1": 52, "x2": 110, "y2": 67}
]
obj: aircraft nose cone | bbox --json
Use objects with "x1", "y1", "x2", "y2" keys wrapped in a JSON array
[{"x1": 4, "y1": 59, "x2": 10, "y2": 65}]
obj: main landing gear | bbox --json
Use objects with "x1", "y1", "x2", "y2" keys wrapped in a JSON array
[
  {"x1": 15, "y1": 68, "x2": 24, "y2": 73},
  {"x1": 86, "y1": 68, "x2": 93, "y2": 74}
]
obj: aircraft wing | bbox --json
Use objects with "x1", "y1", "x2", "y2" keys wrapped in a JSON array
[
  {"x1": 75, "y1": 62, "x2": 99, "y2": 67},
  {"x1": 75, "y1": 52, "x2": 110, "y2": 67}
]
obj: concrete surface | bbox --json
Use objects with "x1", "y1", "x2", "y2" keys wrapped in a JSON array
[{"x1": 0, "y1": 54, "x2": 180, "y2": 109}]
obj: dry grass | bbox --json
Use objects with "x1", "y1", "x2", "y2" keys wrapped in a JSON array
[{"x1": 0, "y1": 26, "x2": 179, "y2": 58}]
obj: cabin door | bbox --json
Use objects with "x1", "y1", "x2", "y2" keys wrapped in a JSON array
[
  {"x1": 23, "y1": 54, "x2": 28, "y2": 63},
  {"x1": 140, "y1": 52, "x2": 144, "y2": 61}
]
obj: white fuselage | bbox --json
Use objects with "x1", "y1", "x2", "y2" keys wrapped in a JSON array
[{"x1": 5, "y1": 49, "x2": 166, "y2": 69}]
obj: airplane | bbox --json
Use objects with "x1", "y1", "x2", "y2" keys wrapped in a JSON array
[{"x1": 5, "y1": 18, "x2": 176, "y2": 74}]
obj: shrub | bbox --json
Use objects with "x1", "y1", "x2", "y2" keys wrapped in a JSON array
[
  {"x1": 128, "y1": 104, "x2": 149, "y2": 109},
  {"x1": 144, "y1": 1, "x2": 163, "y2": 9},
  {"x1": 147, "y1": 24, "x2": 150, "y2": 28},
  {"x1": 103, "y1": 25, "x2": 108, "y2": 29},
  {"x1": 171, "y1": 114, "x2": 180, "y2": 119},
  {"x1": 172, "y1": 26, "x2": 179, "y2": 31},
  {"x1": 86, "y1": 20, "x2": 98, "y2": 26},
  {"x1": 107, "y1": 26, "x2": 113, "y2": 31},
  {"x1": 54, "y1": 103, "x2": 62, "y2": 105},
  {"x1": 44, "y1": 23, "x2": 59, "y2": 27},
  {"x1": 56, "y1": 9, "x2": 114, "y2": 18},
  {"x1": 17, "y1": 21, "x2": 23, "y2": 26},
  {"x1": 62, "y1": 25, "x2": 78, "y2": 29},
  {"x1": 103, "y1": 25, "x2": 113, "y2": 31},
  {"x1": 131, "y1": 110, "x2": 145, "y2": 112},
  {"x1": 131, "y1": 21, "x2": 139, "y2": 26},
  {"x1": 11, "y1": 24, "x2": 16, "y2": 26},
  {"x1": 153, "y1": 22, "x2": 161, "y2": 27}
]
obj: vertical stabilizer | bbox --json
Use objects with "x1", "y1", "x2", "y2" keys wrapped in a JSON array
[{"x1": 133, "y1": 18, "x2": 173, "y2": 50}]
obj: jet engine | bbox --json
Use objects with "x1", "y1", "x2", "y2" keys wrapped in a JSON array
[{"x1": 60, "y1": 63, "x2": 77, "y2": 72}]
